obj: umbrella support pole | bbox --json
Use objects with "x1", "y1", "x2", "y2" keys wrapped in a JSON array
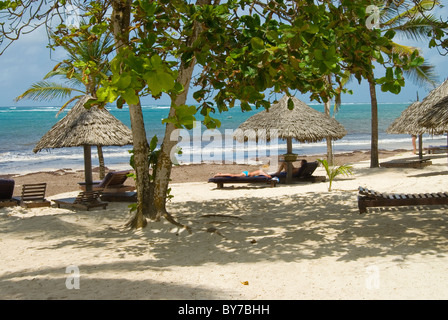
[
  {"x1": 418, "y1": 134, "x2": 423, "y2": 159},
  {"x1": 84, "y1": 145, "x2": 93, "y2": 192},
  {"x1": 284, "y1": 138, "x2": 297, "y2": 184}
]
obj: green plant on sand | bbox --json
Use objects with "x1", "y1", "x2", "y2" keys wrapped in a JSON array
[{"x1": 317, "y1": 159, "x2": 354, "y2": 191}]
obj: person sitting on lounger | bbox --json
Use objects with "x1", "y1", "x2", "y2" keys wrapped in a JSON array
[
  {"x1": 272, "y1": 159, "x2": 307, "y2": 177},
  {"x1": 213, "y1": 169, "x2": 271, "y2": 178}
]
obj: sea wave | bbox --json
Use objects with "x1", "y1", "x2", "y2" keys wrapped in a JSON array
[
  {"x1": 2, "y1": 135, "x2": 445, "y2": 165},
  {"x1": 0, "y1": 107, "x2": 61, "y2": 113}
]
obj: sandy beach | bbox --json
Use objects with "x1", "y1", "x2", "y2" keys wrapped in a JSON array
[{"x1": 1, "y1": 149, "x2": 448, "y2": 300}]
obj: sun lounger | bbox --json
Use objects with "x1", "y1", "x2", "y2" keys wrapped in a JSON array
[
  {"x1": 78, "y1": 170, "x2": 135, "y2": 192},
  {"x1": 424, "y1": 145, "x2": 448, "y2": 154},
  {"x1": 357, "y1": 186, "x2": 448, "y2": 213},
  {"x1": 0, "y1": 179, "x2": 19, "y2": 207},
  {"x1": 380, "y1": 158, "x2": 432, "y2": 169},
  {"x1": 272, "y1": 161, "x2": 326, "y2": 183},
  {"x1": 208, "y1": 175, "x2": 278, "y2": 189},
  {"x1": 12, "y1": 183, "x2": 51, "y2": 208},
  {"x1": 100, "y1": 191, "x2": 137, "y2": 202},
  {"x1": 53, "y1": 190, "x2": 108, "y2": 211}
]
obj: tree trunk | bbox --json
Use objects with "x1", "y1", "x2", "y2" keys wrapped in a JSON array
[
  {"x1": 149, "y1": 0, "x2": 211, "y2": 226},
  {"x1": 97, "y1": 146, "x2": 105, "y2": 179},
  {"x1": 128, "y1": 101, "x2": 151, "y2": 229},
  {"x1": 111, "y1": 0, "x2": 150, "y2": 229},
  {"x1": 324, "y1": 99, "x2": 334, "y2": 165},
  {"x1": 369, "y1": 77, "x2": 379, "y2": 168}
]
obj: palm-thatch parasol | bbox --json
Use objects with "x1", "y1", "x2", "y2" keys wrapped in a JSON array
[
  {"x1": 235, "y1": 95, "x2": 347, "y2": 183},
  {"x1": 419, "y1": 84, "x2": 448, "y2": 132},
  {"x1": 387, "y1": 80, "x2": 448, "y2": 157},
  {"x1": 387, "y1": 101, "x2": 425, "y2": 135},
  {"x1": 414, "y1": 79, "x2": 448, "y2": 134},
  {"x1": 386, "y1": 101, "x2": 426, "y2": 158},
  {"x1": 33, "y1": 95, "x2": 133, "y2": 191}
]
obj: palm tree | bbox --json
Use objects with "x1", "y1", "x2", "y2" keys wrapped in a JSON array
[
  {"x1": 368, "y1": 0, "x2": 440, "y2": 167},
  {"x1": 16, "y1": 31, "x2": 114, "y2": 178}
]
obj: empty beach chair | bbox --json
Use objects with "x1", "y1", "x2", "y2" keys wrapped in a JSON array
[
  {"x1": 358, "y1": 186, "x2": 448, "y2": 213},
  {"x1": 380, "y1": 158, "x2": 432, "y2": 169},
  {"x1": 0, "y1": 179, "x2": 18, "y2": 207},
  {"x1": 53, "y1": 190, "x2": 108, "y2": 211},
  {"x1": 13, "y1": 183, "x2": 51, "y2": 208}
]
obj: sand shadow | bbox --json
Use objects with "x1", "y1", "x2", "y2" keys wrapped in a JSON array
[{"x1": 2, "y1": 191, "x2": 448, "y2": 300}]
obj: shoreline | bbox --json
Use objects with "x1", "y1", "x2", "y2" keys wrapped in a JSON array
[{"x1": 2, "y1": 149, "x2": 410, "y2": 197}]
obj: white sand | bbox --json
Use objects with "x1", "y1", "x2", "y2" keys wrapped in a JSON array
[{"x1": 1, "y1": 151, "x2": 448, "y2": 300}]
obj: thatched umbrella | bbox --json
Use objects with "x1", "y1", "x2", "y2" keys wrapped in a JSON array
[
  {"x1": 388, "y1": 80, "x2": 448, "y2": 156},
  {"x1": 414, "y1": 79, "x2": 448, "y2": 134},
  {"x1": 33, "y1": 95, "x2": 133, "y2": 191},
  {"x1": 419, "y1": 92, "x2": 448, "y2": 132},
  {"x1": 235, "y1": 95, "x2": 347, "y2": 183},
  {"x1": 387, "y1": 101, "x2": 425, "y2": 135},
  {"x1": 386, "y1": 101, "x2": 426, "y2": 158}
]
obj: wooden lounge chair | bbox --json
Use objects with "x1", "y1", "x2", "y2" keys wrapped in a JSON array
[
  {"x1": 424, "y1": 145, "x2": 448, "y2": 154},
  {"x1": 357, "y1": 186, "x2": 448, "y2": 214},
  {"x1": 0, "y1": 179, "x2": 18, "y2": 207},
  {"x1": 78, "y1": 170, "x2": 135, "y2": 193},
  {"x1": 208, "y1": 175, "x2": 278, "y2": 189},
  {"x1": 12, "y1": 183, "x2": 51, "y2": 208},
  {"x1": 53, "y1": 190, "x2": 108, "y2": 211},
  {"x1": 273, "y1": 161, "x2": 326, "y2": 184},
  {"x1": 100, "y1": 191, "x2": 137, "y2": 202},
  {"x1": 380, "y1": 158, "x2": 432, "y2": 169}
]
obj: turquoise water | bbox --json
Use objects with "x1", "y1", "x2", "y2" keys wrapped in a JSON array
[{"x1": 0, "y1": 102, "x2": 446, "y2": 173}]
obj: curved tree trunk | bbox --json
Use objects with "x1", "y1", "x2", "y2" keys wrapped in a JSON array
[
  {"x1": 111, "y1": 0, "x2": 151, "y2": 229},
  {"x1": 149, "y1": 0, "x2": 211, "y2": 229}
]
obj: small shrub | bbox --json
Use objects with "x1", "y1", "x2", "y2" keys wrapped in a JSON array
[{"x1": 317, "y1": 158, "x2": 354, "y2": 191}]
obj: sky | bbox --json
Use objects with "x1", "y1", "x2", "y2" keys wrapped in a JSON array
[{"x1": 1, "y1": 4, "x2": 447, "y2": 108}]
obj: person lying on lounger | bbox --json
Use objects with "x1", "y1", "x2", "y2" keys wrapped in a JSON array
[
  {"x1": 271, "y1": 159, "x2": 307, "y2": 177},
  {"x1": 213, "y1": 169, "x2": 271, "y2": 178}
]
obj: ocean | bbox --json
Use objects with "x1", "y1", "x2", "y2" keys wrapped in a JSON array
[{"x1": 0, "y1": 102, "x2": 446, "y2": 174}]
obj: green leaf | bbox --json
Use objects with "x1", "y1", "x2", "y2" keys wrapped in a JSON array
[
  {"x1": 117, "y1": 97, "x2": 125, "y2": 109},
  {"x1": 306, "y1": 24, "x2": 319, "y2": 34},
  {"x1": 112, "y1": 73, "x2": 132, "y2": 90},
  {"x1": 149, "y1": 54, "x2": 163, "y2": 69},
  {"x1": 96, "y1": 86, "x2": 109, "y2": 101},
  {"x1": 149, "y1": 135, "x2": 158, "y2": 152},
  {"x1": 251, "y1": 37, "x2": 265, "y2": 50},
  {"x1": 157, "y1": 70, "x2": 176, "y2": 90},
  {"x1": 144, "y1": 69, "x2": 175, "y2": 96},
  {"x1": 314, "y1": 49, "x2": 324, "y2": 60},
  {"x1": 287, "y1": 97, "x2": 294, "y2": 110},
  {"x1": 122, "y1": 88, "x2": 139, "y2": 105}
]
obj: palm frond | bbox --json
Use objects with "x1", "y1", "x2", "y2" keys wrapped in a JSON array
[
  {"x1": 44, "y1": 67, "x2": 84, "y2": 83},
  {"x1": 55, "y1": 95, "x2": 84, "y2": 117},
  {"x1": 391, "y1": 42, "x2": 420, "y2": 56},
  {"x1": 385, "y1": 15, "x2": 442, "y2": 42},
  {"x1": 403, "y1": 62, "x2": 438, "y2": 89},
  {"x1": 382, "y1": 0, "x2": 440, "y2": 28},
  {"x1": 14, "y1": 81, "x2": 85, "y2": 102}
]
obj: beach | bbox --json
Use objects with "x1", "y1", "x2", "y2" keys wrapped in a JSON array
[
  {"x1": 1, "y1": 149, "x2": 448, "y2": 300},
  {"x1": 5, "y1": 149, "x2": 400, "y2": 197}
]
